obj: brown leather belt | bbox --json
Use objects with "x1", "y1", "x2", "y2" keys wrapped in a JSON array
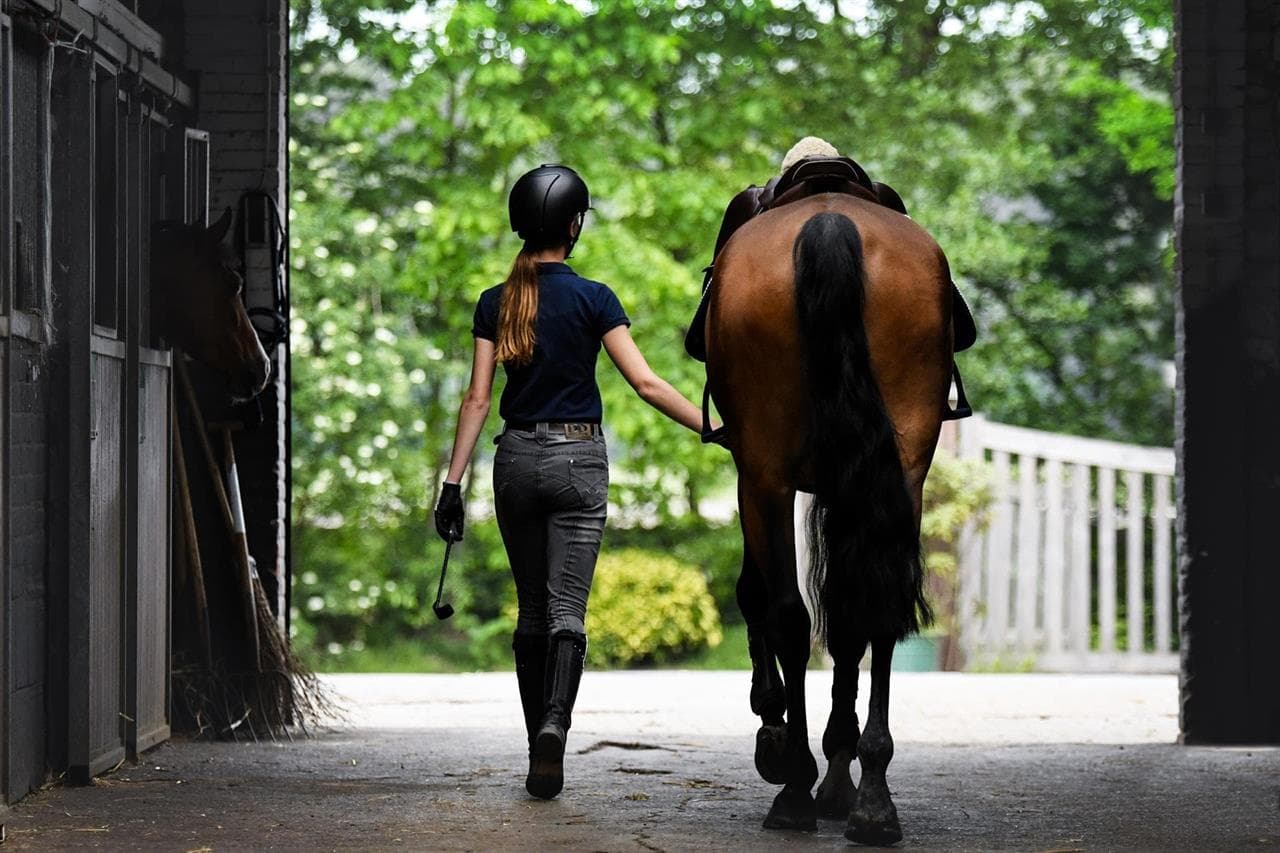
[{"x1": 505, "y1": 421, "x2": 602, "y2": 440}]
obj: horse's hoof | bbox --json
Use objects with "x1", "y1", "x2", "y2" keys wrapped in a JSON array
[
  {"x1": 754, "y1": 725, "x2": 789, "y2": 785},
  {"x1": 844, "y1": 821, "x2": 903, "y2": 847},
  {"x1": 815, "y1": 753, "x2": 856, "y2": 820},
  {"x1": 763, "y1": 786, "x2": 817, "y2": 831},
  {"x1": 844, "y1": 786, "x2": 902, "y2": 846}
]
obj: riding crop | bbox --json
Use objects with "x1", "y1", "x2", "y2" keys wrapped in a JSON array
[{"x1": 433, "y1": 539, "x2": 456, "y2": 620}]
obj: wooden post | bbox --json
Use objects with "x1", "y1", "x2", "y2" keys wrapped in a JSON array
[
  {"x1": 987, "y1": 450, "x2": 1013, "y2": 651},
  {"x1": 1097, "y1": 468, "x2": 1117, "y2": 654},
  {"x1": 1043, "y1": 459, "x2": 1065, "y2": 655},
  {"x1": 1068, "y1": 464, "x2": 1092, "y2": 656},
  {"x1": 1154, "y1": 475, "x2": 1173, "y2": 655},
  {"x1": 1125, "y1": 470, "x2": 1145, "y2": 655},
  {"x1": 955, "y1": 415, "x2": 985, "y2": 666},
  {"x1": 1014, "y1": 455, "x2": 1040, "y2": 651}
]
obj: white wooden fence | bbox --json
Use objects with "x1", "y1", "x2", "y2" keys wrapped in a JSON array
[{"x1": 955, "y1": 416, "x2": 1178, "y2": 673}]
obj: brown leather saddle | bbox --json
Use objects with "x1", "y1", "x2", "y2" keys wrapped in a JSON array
[{"x1": 760, "y1": 156, "x2": 879, "y2": 212}]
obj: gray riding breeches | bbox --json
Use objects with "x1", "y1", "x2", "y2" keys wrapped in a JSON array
[{"x1": 493, "y1": 427, "x2": 609, "y2": 637}]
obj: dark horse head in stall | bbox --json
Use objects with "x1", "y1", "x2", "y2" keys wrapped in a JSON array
[{"x1": 152, "y1": 210, "x2": 271, "y2": 401}]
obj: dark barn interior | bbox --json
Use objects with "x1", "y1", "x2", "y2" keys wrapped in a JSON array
[{"x1": 0, "y1": 0, "x2": 289, "y2": 809}]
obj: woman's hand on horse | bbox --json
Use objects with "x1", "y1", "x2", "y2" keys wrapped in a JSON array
[
  {"x1": 434, "y1": 482, "x2": 465, "y2": 542},
  {"x1": 703, "y1": 422, "x2": 730, "y2": 449}
]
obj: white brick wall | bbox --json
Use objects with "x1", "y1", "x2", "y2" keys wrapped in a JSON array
[{"x1": 183, "y1": 0, "x2": 287, "y2": 212}]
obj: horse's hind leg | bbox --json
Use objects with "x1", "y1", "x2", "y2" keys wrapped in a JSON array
[
  {"x1": 816, "y1": 622, "x2": 866, "y2": 819},
  {"x1": 763, "y1": 574, "x2": 820, "y2": 830},
  {"x1": 736, "y1": 550, "x2": 787, "y2": 784},
  {"x1": 845, "y1": 636, "x2": 902, "y2": 846},
  {"x1": 741, "y1": 480, "x2": 818, "y2": 831}
]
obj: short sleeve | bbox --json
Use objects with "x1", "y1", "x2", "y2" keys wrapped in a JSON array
[
  {"x1": 594, "y1": 285, "x2": 631, "y2": 337},
  {"x1": 471, "y1": 290, "x2": 498, "y2": 341}
]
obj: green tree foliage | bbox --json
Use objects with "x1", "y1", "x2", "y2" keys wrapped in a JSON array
[{"x1": 287, "y1": 0, "x2": 1173, "y2": 664}]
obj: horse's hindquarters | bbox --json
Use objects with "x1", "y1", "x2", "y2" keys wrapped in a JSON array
[{"x1": 708, "y1": 195, "x2": 950, "y2": 491}]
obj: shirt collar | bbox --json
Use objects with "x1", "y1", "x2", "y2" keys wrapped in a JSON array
[{"x1": 535, "y1": 261, "x2": 574, "y2": 275}]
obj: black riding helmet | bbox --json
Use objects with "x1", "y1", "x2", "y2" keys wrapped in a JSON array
[{"x1": 508, "y1": 164, "x2": 590, "y2": 251}]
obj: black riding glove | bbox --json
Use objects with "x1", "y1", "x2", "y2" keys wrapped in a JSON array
[{"x1": 434, "y1": 482, "x2": 464, "y2": 543}]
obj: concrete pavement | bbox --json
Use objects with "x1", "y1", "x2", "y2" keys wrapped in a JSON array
[{"x1": 6, "y1": 672, "x2": 1278, "y2": 850}]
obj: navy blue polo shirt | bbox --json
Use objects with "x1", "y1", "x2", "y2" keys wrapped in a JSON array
[{"x1": 472, "y1": 261, "x2": 630, "y2": 424}]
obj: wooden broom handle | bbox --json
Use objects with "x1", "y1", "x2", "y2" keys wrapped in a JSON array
[
  {"x1": 175, "y1": 358, "x2": 237, "y2": 536},
  {"x1": 171, "y1": 405, "x2": 214, "y2": 670}
]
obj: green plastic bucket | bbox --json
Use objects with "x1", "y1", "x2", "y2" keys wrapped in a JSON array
[{"x1": 892, "y1": 634, "x2": 941, "y2": 671}]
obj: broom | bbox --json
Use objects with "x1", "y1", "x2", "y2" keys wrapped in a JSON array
[
  {"x1": 171, "y1": 407, "x2": 214, "y2": 671},
  {"x1": 175, "y1": 357, "x2": 337, "y2": 737}
]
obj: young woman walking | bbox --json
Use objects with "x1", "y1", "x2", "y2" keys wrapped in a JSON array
[{"x1": 433, "y1": 164, "x2": 711, "y2": 800}]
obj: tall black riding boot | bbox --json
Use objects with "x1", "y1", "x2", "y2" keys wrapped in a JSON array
[
  {"x1": 526, "y1": 631, "x2": 587, "y2": 800},
  {"x1": 512, "y1": 633, "x2": 548, "y2": 749}
]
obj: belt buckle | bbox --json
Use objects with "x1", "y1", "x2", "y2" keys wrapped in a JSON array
[{"x1": 564, "y1": 423, "x2": 592, "y2": 440}]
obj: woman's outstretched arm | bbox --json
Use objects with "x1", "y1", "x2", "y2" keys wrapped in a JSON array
[
  {"x1": 445, "y1": 337, "x2": 497, "y2": 484},
  {"x1": 602, "y1": 325, "x2": 712, "y2": 434}
]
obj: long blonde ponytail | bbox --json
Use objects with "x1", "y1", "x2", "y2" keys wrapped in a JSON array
[{"x1": 495, "y1": 249, "x2": 539, "y2": 366}]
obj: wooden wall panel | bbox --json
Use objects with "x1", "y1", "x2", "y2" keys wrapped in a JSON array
[
  {"x1": 82, "y1": 349, "x2": 126, "y2": 777},
  {"x1": 130, "y1": 358, "x2": 170, "y2": 753}
]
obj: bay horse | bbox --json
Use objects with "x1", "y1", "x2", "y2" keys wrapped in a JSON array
[
  {"x1": 152, "y1": 209, "x2": 271, "y2": 401},
  {"x1": 706, "y1": 193, "x2": 952, "y2": 843}
]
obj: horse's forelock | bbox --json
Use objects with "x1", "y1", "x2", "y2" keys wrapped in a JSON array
[
  {"x1": 154, "y1": 221, "x2": 237, "y2": 272},
  {"x1": 214, "y1": 240, "x2": 239, "y2": 271}
]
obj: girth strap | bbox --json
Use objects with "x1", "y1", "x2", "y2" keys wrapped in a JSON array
[{"x1": 701, "y1": 381, "x2": 727, "y2": 445}]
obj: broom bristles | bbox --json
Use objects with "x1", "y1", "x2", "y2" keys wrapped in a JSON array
[{"x1": 172, "y1": 578, "x2": 345, "y2": 741}]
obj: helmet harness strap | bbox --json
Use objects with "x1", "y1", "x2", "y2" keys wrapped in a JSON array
[{"x1": 565, "y1": 211, "x2": 586, "y2": 258}]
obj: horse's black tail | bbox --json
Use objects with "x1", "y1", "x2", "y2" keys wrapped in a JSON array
[{"x1": 793, "y1": 212, "x2": 930, "y2": 645}]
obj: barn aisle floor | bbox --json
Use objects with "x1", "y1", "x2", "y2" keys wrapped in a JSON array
[{"x1": 6, "y1": 672, "x2": 1278, "y2": 850}]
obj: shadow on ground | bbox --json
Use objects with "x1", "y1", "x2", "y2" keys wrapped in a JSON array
[{"x1": 6, "y1": 673, "x2": 1278, "y2": 850}]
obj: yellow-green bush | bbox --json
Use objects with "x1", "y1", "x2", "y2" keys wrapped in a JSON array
[{"x1": 585, "y1": 549, "x2": 722, "y2": 667}]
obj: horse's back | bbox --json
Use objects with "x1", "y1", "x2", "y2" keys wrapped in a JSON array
[
  {"x1": 707, "y1": 194, "x2": 952, "y2": 487},
  {"x1": 714, "y1": 194, "x2": 949, "y2": 341}
]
